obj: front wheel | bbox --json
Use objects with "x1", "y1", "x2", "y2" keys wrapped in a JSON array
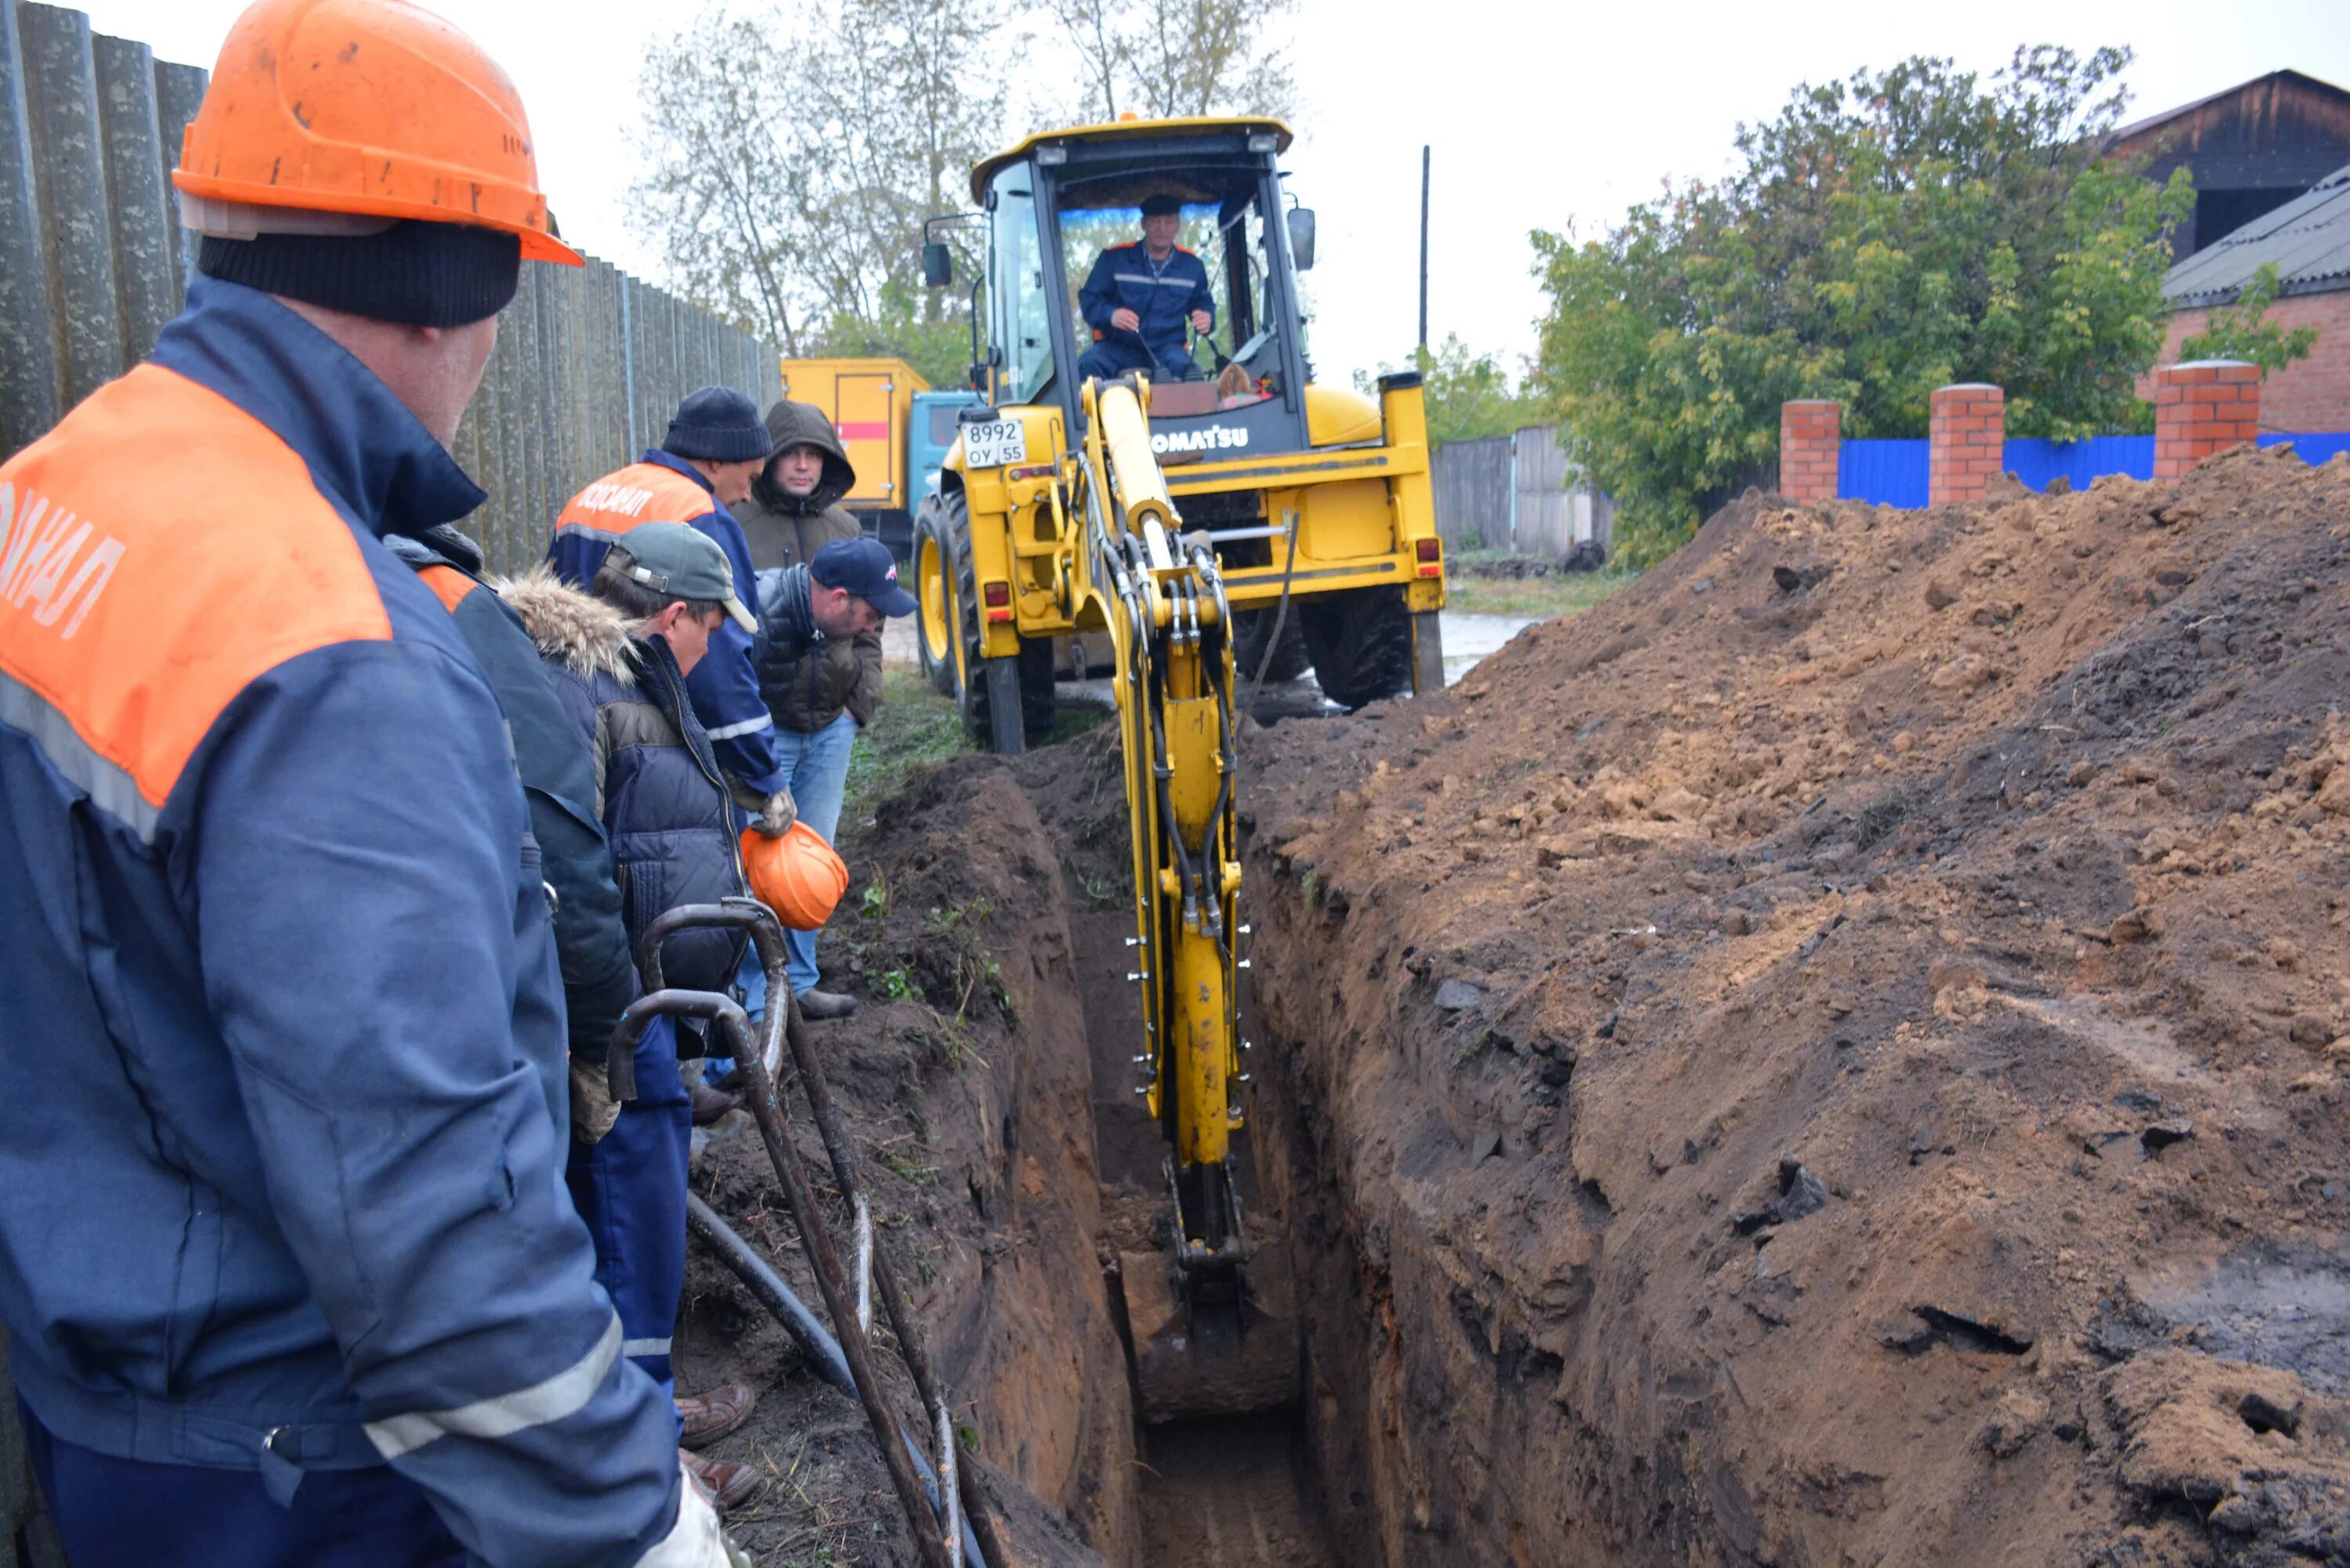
[{"x1": 914, "y1": 496, "x2": 960, "y2": 698}]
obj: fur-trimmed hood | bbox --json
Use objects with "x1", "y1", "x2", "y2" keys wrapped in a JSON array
[{"x1": 498, "y1": 564, "x2": 638, "y2": 685}]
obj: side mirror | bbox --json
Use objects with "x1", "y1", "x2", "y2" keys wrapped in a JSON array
[
  {"x1": 921, "y1": 242, "x2": 953, "y2": 288},
  {"x1": 1285, "y1": 207, "x2": 1317, "y2": 272}
]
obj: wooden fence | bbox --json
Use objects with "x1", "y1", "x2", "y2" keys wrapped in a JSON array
[
  {"x1": 1430, "y1": 424, "x2": 1614, "y2": 558},
  {"x1": 0, "y1": 0, "x2": 783, "y2": 578}
]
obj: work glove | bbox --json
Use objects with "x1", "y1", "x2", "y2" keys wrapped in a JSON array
[
  {"x1": 637, "y1": 1461, "x2": 752, "y2": 1567},
  {"x1": 570, "y1": 1055, "x2": 622, "y2": 1144},
  {"x1": 753, "y1": 788, "x2": 797, "y2": 838},
  {"x1": 731, "y1": 778, "x2": 798, "y2": 837}
]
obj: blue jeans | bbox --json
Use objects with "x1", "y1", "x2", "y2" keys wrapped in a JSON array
[
  {"x1": 739, "y1": 711, "x2": 856, "y2": 1010},
  {"x1": 20, "y1": 1396, "x2": 464, "y2": 1568}
]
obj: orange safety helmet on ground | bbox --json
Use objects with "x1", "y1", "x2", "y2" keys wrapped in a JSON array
[
  {"x1": 173, "y1": 0, "x2": 581, "y2": 266},
  {"x1": 739, "y1": 822, "x2": 850, "y2": 933}
]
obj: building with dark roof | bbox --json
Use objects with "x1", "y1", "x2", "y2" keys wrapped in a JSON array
[
  {"x1": 2110, "y1": 70, "x2": 2350, "y2": 260},
  {"x1": 2148, "y1": 163, "x2": 2350, "y2": 432}
]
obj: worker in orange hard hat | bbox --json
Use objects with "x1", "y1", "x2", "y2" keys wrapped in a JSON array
[{"x1": 0, "y1": 2, "x2": 743, "y2": 1566}]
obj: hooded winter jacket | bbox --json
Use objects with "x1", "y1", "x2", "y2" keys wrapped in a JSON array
[
  {"x1": 732, "y1": 399, "x2": 882, "y2": 732},
  {"x1": 504, "y1": 568, "x2": 748, "y2": 1001},
  {"x1": 0, "y1": 276, "x2": 683, "y2": 1567},
  {"x1": 392, "y1": 526, "x2": 639, "y2": 1064}
]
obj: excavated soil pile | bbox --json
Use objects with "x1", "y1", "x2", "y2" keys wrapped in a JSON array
[
  {"x1": 676, "y1": 761, "x2": 1135, "y2": 1566},
  {"x1": 1240, "y1": 448, "x2": 2350, "y2": 1566}
]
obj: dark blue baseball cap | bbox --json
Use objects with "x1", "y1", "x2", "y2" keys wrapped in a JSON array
[{"x1": 810, "y1": 537, "x2": 916, "y2": 617}]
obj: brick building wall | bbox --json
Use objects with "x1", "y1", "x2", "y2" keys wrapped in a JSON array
[{"x1": 2146, "y1": 290, "x2": 2350, "y2": 432}]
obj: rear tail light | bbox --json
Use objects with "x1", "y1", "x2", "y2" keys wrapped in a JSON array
[
  {"x1": 983, "y1": 580, "x2": 1013, "y2": 621},
  {"x1": 1415, "y1": 538, "x2": 1442, "y2": 576}
]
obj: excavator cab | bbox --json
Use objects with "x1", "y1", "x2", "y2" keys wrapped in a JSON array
[{"x1": 916, "y1": 117, "x2": 1447, "y2": 745}]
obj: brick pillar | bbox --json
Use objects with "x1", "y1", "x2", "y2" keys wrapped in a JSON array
[
  {"x1": 2153, "y1": 359, "x2": 2262, "y2": 480},
  {"x1": 1778, "y1": 399, "x2": 1842, "y2": 501},
  {"x1": 1928, "y1": 383, "x2": 2005, "y2": 506}
]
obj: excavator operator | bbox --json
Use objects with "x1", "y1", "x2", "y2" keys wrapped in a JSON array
[{"x1": 1077, "y1": 192, "x2": 1217, "y2": 383}]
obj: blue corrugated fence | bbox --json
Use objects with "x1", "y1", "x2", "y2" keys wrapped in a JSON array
[{"x1": 1836, "y1": 432, "x2": 2350, "y2": 507}]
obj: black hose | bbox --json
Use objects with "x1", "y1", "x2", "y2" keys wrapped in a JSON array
[{"x1": 685, "y1": 1193, "x2": 990, "y2": 1568}]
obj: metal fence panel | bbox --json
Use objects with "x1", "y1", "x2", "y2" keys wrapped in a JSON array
[
  {"x1": 1837, "y1": 439, "x2": 1929, "y2": 508},
  {"x1": 90, "y1": 32, "x2": 172, "y2": 363},
  {"x1": 1431, "y1": 425, "x2": 1613, "y2": 558},
  {"x1": 0, "y1": 0, "x2": 62, "y2": 451},
  {"x1": 20, "y1": 4, "x2": 121, "y2": 410}
]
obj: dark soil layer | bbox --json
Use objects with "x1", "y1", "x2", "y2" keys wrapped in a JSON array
[
  {"x1": 675, "y1": 760, "x2": 1137, "y2": 1566},
  {"x1": 1239, "y1": 450, "x2": 2350, "y2": 1566}
]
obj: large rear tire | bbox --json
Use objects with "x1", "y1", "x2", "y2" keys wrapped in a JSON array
[
  {"x1": 1298, "y1": 587, "x2": 1414, "y2": 710},
  {"x1": 914, "y1": 496, "x2": 960, "y2": 698},
  {"x1": 1231, "y1": 607, "x2": 1309, "y2": 684}
]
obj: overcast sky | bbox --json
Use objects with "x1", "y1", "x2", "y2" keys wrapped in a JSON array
[{"x1": 76, "y1": 0, "x2": 2350, "y2": 388}]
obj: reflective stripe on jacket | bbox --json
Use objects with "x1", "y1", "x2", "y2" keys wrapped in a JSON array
[
  {"x1": 0, "y1": 276, "x2": 682, "y2": 1568},
  {"x1": 549, "y1": 453, "x2": 784, "y2": 798}
]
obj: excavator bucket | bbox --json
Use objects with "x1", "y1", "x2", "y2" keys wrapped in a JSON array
[{"x1": 1119, "y1": 1245, "x2": 1300, "y2": 1424}]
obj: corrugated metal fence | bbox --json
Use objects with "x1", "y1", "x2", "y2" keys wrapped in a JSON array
[
  {"x1": 0, "y1": 0, "x2": 782, "y2": 579},
  {"x1": 1431, "y1": 424, "x2": 1614, "y2": 558},
  {"x1": 1837, "y1": 432, "x2": 2350, "y2": 508}
]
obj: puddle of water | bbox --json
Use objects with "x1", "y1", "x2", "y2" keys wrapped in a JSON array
[{"x1": 1441, "y1": 610, "x2": 1539, "y2": 685}]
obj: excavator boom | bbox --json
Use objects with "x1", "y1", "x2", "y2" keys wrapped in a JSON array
[{"x1": 1072, "y1": 378, "x2": 1296, "y2": 1418}]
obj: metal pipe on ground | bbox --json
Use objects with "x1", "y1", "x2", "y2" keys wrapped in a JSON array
[
  {"x1": 639, "y1": 900, "x2": 1013, "y2": 1568},
  {"x1": 682, "y1": 1192, "x2": 990, "y2": 1568},
  {"x1": 608, "y1": 985, "x2": 956, "y2": 1568}
]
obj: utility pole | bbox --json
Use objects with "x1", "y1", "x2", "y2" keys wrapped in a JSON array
[{"x1": 1418, "y1": 145, "x2": 1430, "y2": 353}]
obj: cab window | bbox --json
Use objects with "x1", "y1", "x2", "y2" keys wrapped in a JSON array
[{"x1": 990, "y1": 172, "x2": 1056, "y2": 405}]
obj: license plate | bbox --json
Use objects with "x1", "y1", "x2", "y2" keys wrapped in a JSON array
[{"x1": 961, "y1": 418, "x2": 1027, "y2": 469}]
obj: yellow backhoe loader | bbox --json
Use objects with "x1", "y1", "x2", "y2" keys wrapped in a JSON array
[{"x1": 918, "y1": 116, "x2": 1444, "y2": 1419}]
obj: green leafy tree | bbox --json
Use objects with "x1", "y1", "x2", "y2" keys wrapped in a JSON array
[
  {"x1": 1354, "y1": 334, "x2": 1542, "y2": 450},
  {"x1": 1531, "y1": 46, "x2": 2192, "y2": 562},
  {"x1": 2178, "y1": 261, "x2": 2320, "y2": 375}
]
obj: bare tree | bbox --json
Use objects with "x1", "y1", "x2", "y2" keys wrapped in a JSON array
[
  {"x1": 631, "y1": 0, "x2": 1005, "y2": 359},
  {"x1": 1041, "y1": 0, "x2": 1297, "y2": 123}
]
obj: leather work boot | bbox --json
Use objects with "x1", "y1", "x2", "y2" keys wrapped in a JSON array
[
  {"x1": 677, "y1": 1383, "x2": 757, "y2": 1450},
  {"x1": 680, "y1": 1447, "x2": 766, "y2": 1512},
  {"x1": 795, "y1": 988, "x2": 859, "y2": 1021},
  {"x1": 689, "y1": 1082, "x2": 740, "y2": 1126}
]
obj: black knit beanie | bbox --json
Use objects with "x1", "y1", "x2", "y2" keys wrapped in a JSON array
[
  {"x1": 197, "y1": 219, "x2": 521, "y2": 327},
  {"x1": 661, "y1": 386, "x2": 772, "y2": 464}
]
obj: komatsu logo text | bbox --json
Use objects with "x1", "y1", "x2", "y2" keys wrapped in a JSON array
[{"x1": 1150, "y1": 426, "x2": 1249, "y2": 455}]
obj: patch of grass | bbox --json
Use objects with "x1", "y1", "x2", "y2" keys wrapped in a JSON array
[
  {"x1": 1040, "y1": 696, "x2": 1112, "y2": 744},
  {"x1": 872, "y1": 1137, "x2": 941, "y2": 1188},
  {"x1": 1444, "y1": 568, "x2": 1635, "y2": 620},
  {"x1": 844, "y1": 670, "x2": 967, "y2": 827}
]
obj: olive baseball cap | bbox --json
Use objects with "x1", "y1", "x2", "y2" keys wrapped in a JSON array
[{"x1": 610, "y1": 522, "x2": 757, "y2": 633}]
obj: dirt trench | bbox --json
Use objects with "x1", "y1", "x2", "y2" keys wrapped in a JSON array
[
  {"x1": 682, "y1": 445, "x2": 2350, "y2": 1568},
  {"x1": 671, "y1": 750, "x2": 1357, "y2": 1568}
]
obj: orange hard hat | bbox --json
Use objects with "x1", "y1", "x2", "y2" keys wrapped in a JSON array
[
  {"x1": 173, "y1": 0, "x2": 582, "y2": 265},
  {"x1": 739, "y1": 823, "x2": 850, "y2": 933}
]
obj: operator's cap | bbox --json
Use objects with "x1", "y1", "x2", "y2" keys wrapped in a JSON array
[
  {"x1": 810, "y1": 537, "x2": 917, "y2": 618},
  {"x1": 1139, "y1": 193, "x2": 1183, "y2": 218},
  {"x1": 611, "y1": 522, "x2": 757, "y2": 634}
]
